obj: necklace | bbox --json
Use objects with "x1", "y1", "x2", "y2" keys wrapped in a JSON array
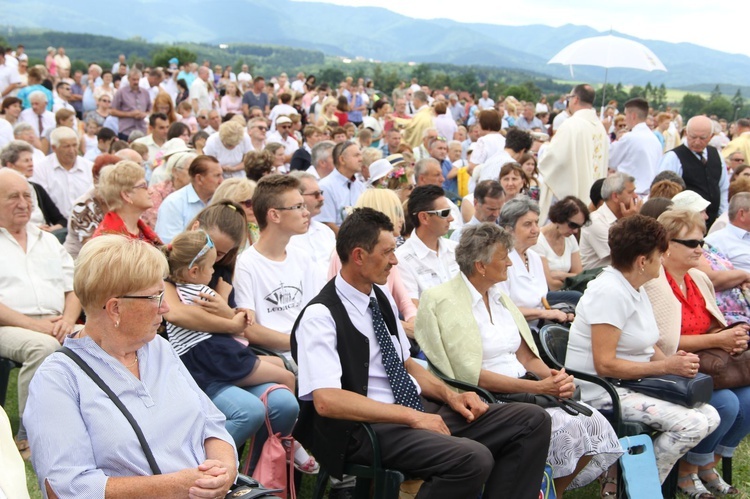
[
  {"x1": 523, "y1": 251, "x2": 530, "y2": 270},
  {"x1": 125, "y1": 355, "x2": 139, "y2": 368}
]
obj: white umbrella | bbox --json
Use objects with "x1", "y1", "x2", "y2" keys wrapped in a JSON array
[{"x1": 548, "y1": 34, "x2": 667, "y2": 109}]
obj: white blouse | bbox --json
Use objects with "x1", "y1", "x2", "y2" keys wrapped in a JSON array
[{"x1": 531, "y1": 232, "x2": 579, "y2": 273}]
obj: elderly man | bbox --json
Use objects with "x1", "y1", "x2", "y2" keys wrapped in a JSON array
[
  {"x1": 660, "y1": 115, "x2": 729, "y2": 227},
  {"x1": 307, "y1": 140, "x2": 335, "y2": 180},
  {"x1": 448, "y1": 93, "x2": 465, "y2": 123},
  {"x1": 477, "y1": 90, "x2": 494, "y2": 111},
  {"x1": 705, "y1": 192, "x2": 750, "y2": 272},
  {"x1": 0, "y1": 169, "x2": 81, "y2": 458},
  {"x1": 190, "y1": 66, "x2": 213, "y2": 113},
  {"x1": 609, "y1": 98, "x2": 664, "y2": 195},
  {"x1": 110, "y1": 69, "x2": 152, "y2": 140},
  {"x1": 237, "y1": 64, "x2": 252, "y2": 86},
  {"x1": 31, "y1": 127, "x2": 93, "y2": 218},
  {"x1": 579, "y1": 172, "x2": 639, "y2": 270},
  {"x1": 723, "y1": 119, "x2": 750, "y2": 170},
  {"x1": 288, "y1": 171, "x2": 336, "y2": 273},
  {"x1": 515, "y1": 103, "x2": 544, "y2": 131},
  {"x1": 538, "y1": 84, "x2": 609, "y2": 220},
  {"x1": 18, "y1": 91, "x2": 55, "y2": 138}
]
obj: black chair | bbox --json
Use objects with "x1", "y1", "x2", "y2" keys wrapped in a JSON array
[
  {"x1": 427, "y1": 361, "x2": 497, "y2": 404},
  {"x1": 312, "y1": 423, "x2": 404, "y2": 499},
  {"x1": 0, "y1": 357, "x2": 21, "y2": 407}
]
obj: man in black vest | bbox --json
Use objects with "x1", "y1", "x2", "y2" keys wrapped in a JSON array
[
  {"x1": 292, "y1": 208, "x2": 551, "y2": 499},
  {"x1": 659, "y1": 115, "x2": 729, "y2": 228}
]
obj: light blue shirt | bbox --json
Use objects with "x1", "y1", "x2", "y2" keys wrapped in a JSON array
[
  {"x1": 705, "y1": 223, "x2": 750, "y2": 272},
  {"x1": 25, "y1": 334, "x2": 234, "y2": 497},
  {"x1": 659, "y1": 148, "x2": 729, "y2": 215},
  {"x1": 155, "y1": 183, "x2": 207, "y2": 243},
  {"x1": 314, "y1": 168, "x2": 366, "y2": 226}
]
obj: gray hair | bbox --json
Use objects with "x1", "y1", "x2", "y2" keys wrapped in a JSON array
[
  {"x1": 729, "y1": 192, "x2": 750, "y2": 222},
  {"x1": 455, "y1": 223, "x2": 514, "y2": 276},
  {"x1": 13, "y1": 122, "x2": 34, "y2": 138},
  {"x1": 288, "y1": 171, "x2": 317, "y2": 183},
  {"x1": 414, "y1": 158, "x2": 439, "y2": 180},
  {"x1": 498, "y1": 195, "x2": 540, "y2": 229},
  {"x1": 421, "y1": 127, "x2": 437, "y2": 139},
  {"x1": 50, "y1": 126, "x2": 78, "y2": 147},
  {"x1": 311, "y1": 140, "x2": 335, "y2": 167},
  {"x1": 28, "y1": 90, "x2": 48, "y2": 103},
  {"x1": 601, "y1": 172, "x2": 635, "y2": 199},
  {"x1": 0, "y1": 140, "x2": 33, "y2": 165},
  {"x1": 413, "y1": 90, "x2": 428, "y2": 105},
  {"x1": 128, "y1": 68, "x2": 142, "y2": 78}
]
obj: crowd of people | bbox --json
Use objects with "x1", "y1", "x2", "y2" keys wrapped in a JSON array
[{"x1": 2, "y1": 45, "x2": 750, "y2": 499}]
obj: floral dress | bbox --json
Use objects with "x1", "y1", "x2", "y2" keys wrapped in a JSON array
[{"x1": 703, "y1": 244, "x2": 750, "y2": 323}]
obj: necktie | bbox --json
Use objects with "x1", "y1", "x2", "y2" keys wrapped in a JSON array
[
  {"x1": 38, "y1": 113, "x2": 43, "y2": 135},
  {"x1": 369, "y1": 297, "x2": 424, "y2": 411},
  {"x1": 700, "y1": 154, "x2": 707, "y2": 165}
]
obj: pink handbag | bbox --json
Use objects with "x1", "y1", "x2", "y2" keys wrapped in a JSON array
[{"x1": 250, "y1": 385, "x2": 296, "y2": 499}]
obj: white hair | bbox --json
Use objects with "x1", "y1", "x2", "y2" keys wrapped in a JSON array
[
  {"x1": 50, "y1": 127, "x2": 78, "y2": 147},
  {"x1": 28, "y1": 91, "x2": 48, "y2": 103}
]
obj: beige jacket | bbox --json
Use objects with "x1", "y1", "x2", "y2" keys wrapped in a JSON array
[
  {"x1": 415, "y1": 273, "x2": 540, "y2": 387},
  {"x1": 644, "y1": 266, "x2": 726, "y2": 356}
]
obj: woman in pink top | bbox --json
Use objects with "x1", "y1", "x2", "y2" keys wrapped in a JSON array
[{"x1": 220, "y1": 82, "x2": 243, "y2": 117}]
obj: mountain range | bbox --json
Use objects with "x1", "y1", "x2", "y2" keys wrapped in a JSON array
[{"x1": 4, "y1": 0, "x2": 749, "y2": 88}]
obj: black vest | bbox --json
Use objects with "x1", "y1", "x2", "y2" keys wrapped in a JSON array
[
  {"x1": 290, "y1": 278, "x2": 400, "y2": 479},
  {"x1": 673, "y1": 144, "x2": 722, "y2": 225}
]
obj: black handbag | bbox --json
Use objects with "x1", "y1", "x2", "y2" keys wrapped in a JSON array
[
  {"x1": 614, "y1": 373, "x2": 713, "y2": 408},
  {"x1": 495, "y1": 372, "x2": 593, "y2": 417},
  {"x1": 57, "y1": 347, "x2": 281, "y2": 499}
]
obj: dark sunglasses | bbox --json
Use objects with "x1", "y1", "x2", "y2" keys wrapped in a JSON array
[
  {"x1": 240, "y1": 199, "x2": 252, "y2": 208},
  {"x1": 422, "y1": 208, "x2": 451, "y2": 218},
  {"x1": 671, "y1": 238, "x2": 704, "y2": 249},
  {"x1": 567, "y1": 220, "x2": 588, "y2": 230}
]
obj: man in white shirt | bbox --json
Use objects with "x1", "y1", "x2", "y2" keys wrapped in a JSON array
[
  {"x1": 234, "y1": 175, "x2": 323, "y2": 360},
  {"x1": 476, "y1": 128, "x2": 532, "y2": 183},
  {"x1": 315, "y1": 141, "x2": 366, "y2": 234},
  {"x1": 415, "y1": 158, "x2": 462, "y2": 230},
  {"x1": 267, "y1": 93, "x2": 298, "y2": 133},
  {"x1": 132, "y1": 112, "x2": 169, "y2": 163},
  {"x1": 0, "y1": 169, "x2": 81, "y2": 455},
  {"x1": 307, "y1": 140, "x2": 335, "y2": 180},
  {"x1": 290, "y1": 72, "x2": 306, "y2": 94},
  {"x1": 291, "y1": 206, "x2": 551, "y2": 499},
  {"x1": 190, "y1": 66, "x2": 213, "y2": 113},
  {"x1": 579, "y1": 172, "x2": 639, "y2": 270},
  {"x1": 237, "y1": 64, "x2": 252, "y2": 86},
  {"x1": 53, "y1": 47, "x2": 71, "y2": 77},
  {"x1": 30, "y1": 127, "x2": 93, "y2": 218},
  {"x1": 705, "y1": 193, "x2": 750, "y2": 272},
  {"x1": 609, "y1": 98, "x2": 664, "y2": 195},
  {"x1": 246, "y1": 117, "x2": 267, "y2": 152},
  {"x1": 52, "y1": 81, "x2": 75, "y2": 113},
  {"x1": 111, "y1": 54, "x2": 128, "y2": 74},
  {"x1": 396, "y1": 185, "x2": 461, "y2": 305},
  {"x1": 288, "y1": 172, "x2": 336, "y2": 273},
  {"x1": 477, "y1": 90, "x2": 494, "y2": 111},
  {"x1": 138, "y1": 68, "x2": 164, "y2": 104},
  {"x1": 19, "y1": 91, "x2": 55, "y2": 138},
  {"x1": 0, "y1": 51, "x2": 22, "y2": 98}
]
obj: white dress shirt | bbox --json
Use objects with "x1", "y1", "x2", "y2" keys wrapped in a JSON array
[
  {"x1": 295, "y1": 274, "x2": 417, "y2": 403},
  {"x1": 30, "y1": 154, "x2": 93, "y2": 218},
  {"x1": 395, "y1": 233, "x2": 459, "y2": 300},
  {"x1": 660, "y1": 148, "x2": 729, "y2": 215},
  {"x1": 609, "y1": 122, "x2": 664, "y2": 195},
  {"x1": 705, "y1": 223, "x2": 750, "y2": 272},
  {"x1": 19, "y1": 109, "x2": 56, "y2": 138}
]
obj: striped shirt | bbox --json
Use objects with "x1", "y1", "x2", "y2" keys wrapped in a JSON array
[{"x1": 167, "y1": 283, "x2": 213, "y2": 355}]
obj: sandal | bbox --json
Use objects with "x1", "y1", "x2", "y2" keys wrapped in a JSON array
[
  {"x1": 678, "y1": 473, "x2": 716, "y2": 499},
  {"x1": 699, "y1": 468, "x2": 739, "y2": 496},
  {"x1": 294, "y1": 456, "x2": 320, "y2": 474},
  {"x1": 598, "y1": 471, "x2": 617, "y2": 498}
]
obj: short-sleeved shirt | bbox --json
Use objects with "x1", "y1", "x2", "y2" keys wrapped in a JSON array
[
  {"x1": 395, "y1": 233, "x2": 459, "y2": 300},
  {"x1": 314, "y1": 168, "x2": 366, "y2": 227},
  {"x1": 30, "y1": 154, "x2": 94, "y2": 219},
  {"x1": 566, "y1": 267, "x2": 660, "y2": 401},
  {"x1": 242, "y1": 90, "x2": 269, "y2": 112},
  {"x1": 203, "y1": 133, "x2": 252, "y2": 179},
  {"x1": 154, "y1": 183, "x2": 207, "y2": 244},
  {"x1": 531, "y1": 232, "x2": 579, "y2": 273},
  {"x1": 111, "y1": 84, "x2": 151, "y2": 135}
]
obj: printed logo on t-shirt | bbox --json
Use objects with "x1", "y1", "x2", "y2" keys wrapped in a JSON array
[{"x1": 264, "y1": 282, "x2": 303, "y2": 313}]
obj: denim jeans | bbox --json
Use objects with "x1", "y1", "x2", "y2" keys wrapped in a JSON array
[
  {"x1": 209, "y1": 382, "x2": 299, "y2": 470},
  {"x1": 686, "y1": 385, "x2": 750, "y2": 465}
]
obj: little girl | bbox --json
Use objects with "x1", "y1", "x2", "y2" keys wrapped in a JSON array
[
  {"x1": 164, "y1": 230, "x2": 295, "y2": 392},
  {"x1": 177, "y1": 101, "x2": 199, "y2": 135},
  {"x1": 80, "y1": 119, "x2": 99, "y2": 157}
]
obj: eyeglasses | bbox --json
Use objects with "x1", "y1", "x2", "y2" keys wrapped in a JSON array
[
  {"x1": 255, "y1": 126, "x2": 268, "y2": 131},
  {"x1": 421, "y1": 208, "x2": 451, "y2": 218},
  {"x1": 274, "y1": 203, "x2": 306, "y2": 211},
  {"x1": 240, "y1": 199, "x2": 252, "y2": 208},
  {"x1": 132, "y1": 182, "x2": 148, "y2": 190},
  {"x1": 189, "y1": 232, "x2": 215, "y2": 269},
  {"x1": 671, "y1": 238, "x2": 705, "y2": 249},
  {"x1": 302, "y1": 190, "x2": 323, "y2": 198},
  {"x1": 105, "y1": 290, "x2": 165, "y2": 309}
]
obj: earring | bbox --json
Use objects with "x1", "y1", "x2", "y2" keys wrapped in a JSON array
[
  {"x1": 481, "y1": 272, "x2": 486, "y2": 277},
  {"x1": 115, "y1": 320, "x2": 120, "y2": 328},
  {"x1": 639, "y1": 266, "x2": 645, "y2": 275}
]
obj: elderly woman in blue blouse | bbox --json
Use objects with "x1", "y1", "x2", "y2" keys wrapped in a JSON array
[
  {"x1": 25, "y1": 235, "x2": 237, "y2": 498},
  {"x1": 415, "y1": 223, "x2": 622, "y2": 496}
]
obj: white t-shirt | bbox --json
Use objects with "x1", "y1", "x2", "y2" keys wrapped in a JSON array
[
  {"x1": 233, "y1": 245, "x2": 323, "y2": 357},
  {"x1": 531, "y1": 232, "x2": 579, "y2": 273},
  {"x1": 471, "y1": 133, "x2": 506, "y2": 166},
  {"x1": 566, "y1": 267, "x2": 660, "y2": 401},
  {"x1": 203, "y1": 133, "x2": 252, "y2": 179}
]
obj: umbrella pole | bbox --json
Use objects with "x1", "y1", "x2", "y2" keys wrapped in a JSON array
[{"x1": 600, "y1": 67, "x2": 608, "y2": 118}]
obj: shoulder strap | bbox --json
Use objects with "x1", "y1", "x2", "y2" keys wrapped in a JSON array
[{"x1": 57, "y1": 346, "x2": 162, "y2": 475}]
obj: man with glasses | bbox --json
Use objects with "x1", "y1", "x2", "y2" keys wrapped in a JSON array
[
  {"x1": 580, "y1": 172, "x2": 639, "y2": 270},
  {"x1": 722, "y1": 119, "x2": 750, "y2": 175},
  {"x1": 396, "y1": 185, "x2": 461, "y2": 305},
  {"x1": 316, "y1": 140, "x2": 366, "y2": 234},
  {"x1": 660, "y1": 115, "x2": 729, "y2": 227},
  {"x1": 52, "y1": 81, "x2": 75, "y2": 114},
  {"x1": 246, "y1": 117, "x2": 268, "y2": 152},
  {"x1": 0, "y1": 169, "x2": 82, "y2": 459},
  {"x1": 288, "y1": 171, "x2": 336, "y2": 273},
  {"x1": 234, "y1": 174, "x2": 323, "y2": 361}
]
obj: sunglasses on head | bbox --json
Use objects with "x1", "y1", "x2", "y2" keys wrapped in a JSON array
[
  {"x1": 421, "y1": 208, "x2": 451, "y2": 218},
  {"x1": 671, "y1": 238, "x2": 704, "y2": 249}
]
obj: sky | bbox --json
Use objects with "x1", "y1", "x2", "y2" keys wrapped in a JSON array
[{"x1": 296, "y1": 0, "x2": 750, "y2": 58}]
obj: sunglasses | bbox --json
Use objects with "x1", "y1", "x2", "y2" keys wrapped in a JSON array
[
  {"x1": 567, "y1": 220, "x2": 588, "y2": 230},
  {"x1": 255, "y1": 126, "x2": 268, "y2": 131},
  {"x1": 422, "y1": 208, "x2": 451, "y2": 218},
  {"x1": 189, "y1": 232, "x2": 215, "y2": 269},
  {"x1": 240, "y1": 199, "x2": 252, "y2": 208},
  {"x1": 671, "y1": 238, "x2": 704, "y2": 249},
  {"x1": 105, "y1": 290, "x2": 165, "y2": 310}
]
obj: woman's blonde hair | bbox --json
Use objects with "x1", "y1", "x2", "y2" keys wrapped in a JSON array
[
  {"x1": 163, "y1": 230, "x2": 213, "y2": 282},
  {"x1": 657, "y1": 208, "x2": 706, "y2": 240},
  {"x1": 219, "y1": 120, "x2": 246, "y2": 148},
  {"x1": 355, "y1": 189, "x2": 404, "y2": 230},
  {"x1": 362, "y1": 148, "x2": 383, "y2": 168},
  {"x1": 75, "y1": 235, "x2": 168, "y2": 311},
  {"x1": 211, "y1": 177, "x2": 257, "y2": 206},
  {"x1": 98, "y1": 160, "x2": 145, "y2": 210}
]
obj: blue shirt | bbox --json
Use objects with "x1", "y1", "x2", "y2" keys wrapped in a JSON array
[
  {"x1": 315, "y1": 168, "x2": 366, "y2": 226},
  {"x1": 25, "y1": 334, "x2": 233, "y2": 497},
  {"x1": 659, "y1": 148, "x2": 729, "y2": 215},
  {"x1": 17, "y1": 85, "x2": 54, "y2": 110},
  {"x1": 440, "y1": 158, "x2": 458, "y2": 197},
  {"x1": 705, "y1": 224, "x2": 750, "y2": 272},
  {"x1": 155, "y1": 183, "x2": 207, "y2": 243}
]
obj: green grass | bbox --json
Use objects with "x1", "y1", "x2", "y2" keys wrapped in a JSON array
[{"x1": 7, "y1": 367, "x2": 750, "y2": 498}]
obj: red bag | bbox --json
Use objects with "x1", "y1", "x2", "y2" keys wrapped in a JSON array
[{"x1": 250, "y1": 385, "x2": 296, "y2": 499}]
